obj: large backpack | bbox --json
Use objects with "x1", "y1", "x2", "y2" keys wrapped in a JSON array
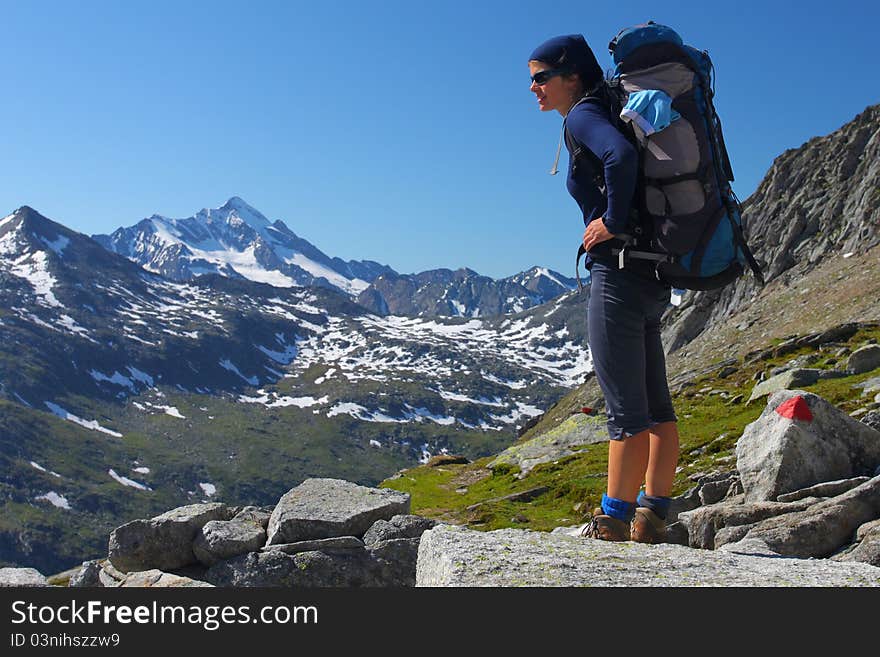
[{"x1": 570, "y1": 22, "x2": 764, "y2": 291}]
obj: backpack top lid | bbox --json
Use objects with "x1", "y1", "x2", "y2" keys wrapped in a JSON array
[{"x1": 608, "y1": 22, "x2": 684, "y2": 66}]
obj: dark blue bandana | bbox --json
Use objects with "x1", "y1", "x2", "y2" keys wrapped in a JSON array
[{"x1": 528, "y1": 34, "x2": 603, "y2": 88}]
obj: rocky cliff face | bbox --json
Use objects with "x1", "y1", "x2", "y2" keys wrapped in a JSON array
[{"x1": 663, "y1": 103, "x2": 880, "y2": 353}]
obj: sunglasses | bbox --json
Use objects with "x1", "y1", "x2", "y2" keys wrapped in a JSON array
[{"x1": 530, "y1": 68, "x2": 566, "y2": 85}]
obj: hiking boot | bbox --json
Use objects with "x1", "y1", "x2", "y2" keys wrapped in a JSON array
[
  {"x1": 580, "y1": 508, "x2": 631, "y2": 542},
  {"x1": 631, "y1": 507, "x2": 667, "y2": 544}
]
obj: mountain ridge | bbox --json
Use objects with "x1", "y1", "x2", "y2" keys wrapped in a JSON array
[{"x1": 93, "y1": 197, "x2": 578, "y2": 318}]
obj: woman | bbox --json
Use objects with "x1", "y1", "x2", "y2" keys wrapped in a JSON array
[{"x1": 528, "y1": 34, "x2": 680, "y2": 543}]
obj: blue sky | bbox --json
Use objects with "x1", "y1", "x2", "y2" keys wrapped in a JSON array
[{"x1": 2, "y1": 0, "x2": 878, "y2": 279}]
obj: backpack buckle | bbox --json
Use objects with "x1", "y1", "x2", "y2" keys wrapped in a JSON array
[{"x1": 618, "y1": 244, "x2": 628, "y2": 269}]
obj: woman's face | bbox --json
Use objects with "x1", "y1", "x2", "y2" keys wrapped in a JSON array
[{"x1": 529, "y1": 60, "x2": 580, "y2": 115}]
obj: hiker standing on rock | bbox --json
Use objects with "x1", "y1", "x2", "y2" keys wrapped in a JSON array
[{"x1": 528, "y1": 34, "x2": 680, "y2": 543}]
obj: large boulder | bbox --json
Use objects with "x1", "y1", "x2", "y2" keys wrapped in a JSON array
[
  {"x1": 265, "y1": 479, "x2": 410, "y2": 545},
  {"x1": 846, "y1": 345, "x2": 880, "y2": 374},
  {"x1": 108, "y1": 503, "x2": 235, "y2": 572},
  {"x1": 415, "y1": 524, "x2": 880, "y2": 586},
  {"x1": 736, "y1": 390, "x2": 880, "y2": 502}
]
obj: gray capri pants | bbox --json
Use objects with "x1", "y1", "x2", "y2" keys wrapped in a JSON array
[{"x1": 587, "y1": 259, "x2": 677, "y2": 441}]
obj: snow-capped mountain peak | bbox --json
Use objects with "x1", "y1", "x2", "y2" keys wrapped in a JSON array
[{"x1": 93, "y1": 197, "x2": 389, "y2": 296}]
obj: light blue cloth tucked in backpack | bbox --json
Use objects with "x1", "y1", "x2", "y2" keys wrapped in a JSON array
[
  {"x1": 620, "y1": 89, "x2": 681, "y2": 136},
  {"x1": 619, "y1": 89, "x2": 682, "y2": 161}
]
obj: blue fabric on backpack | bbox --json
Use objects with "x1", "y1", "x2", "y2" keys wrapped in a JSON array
[{"x1": 620, "y1": 90, "x2": 680, "y2": 136}]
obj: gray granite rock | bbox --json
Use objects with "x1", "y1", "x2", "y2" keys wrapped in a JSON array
[
  {"x1": 0, "y1": 567, "x2": 48, "y2": 587},
  {"x1": 736, "y1": 390, "x2": 880, "y2": 502},
  {"x1": 415, "y1": 525, "x2": 880, "y2": 586},
  {"x1": 861, "y1": 410, "x2": 880, "y2": 433},
  {"x1": 266, "y1": 479, "x2": 410, "y2": 545},
  {"x1": 747, "y1": 369, "x2": 821, "y2": 403},
  {"x1": 856, "y1": 518, "x2": 880, "y2": 542},
  {"x1": 731, "y1": 475, "x2": 880, "y2": 558},
  {"x1": 117, "y1": 569, "x2": 213, "y2": 587},
  {"x1": 846, "y1": 345, "x2": 880, "y2": 374},
  {"x1": 109, "y1": 503, "x2": 235, "y2": 572},
  {"x1": 668, "y1": 486, "x2": 702, "y2": 524},
  {"x1": 367, "y1": 538, "x2": 422, "y2": 586},
  {"x1": 69, "y1": 560, "x2": 103, "y2": 587},
  {"x1": 776, "y1": 476, "x2": 870, "y2": 502},
  {"x1": 677, "y1": 497, "x2": 819, "y2": 549},
  {"x1": 205, "y1": 547, "x2": 387, "y2": 587},
  {"x1": 262, "y1": 536, "x2": 365, "y2": 555},
  {"x1": 665, "y1": 521, "x2": 689, "y2": 546},
  {"x1": 817, "y1": 369, "x2": 848, "y2": 380},
  {"x1": 698, "y1": 473, "x2": 740, "y2": 505},
  {"x1": 232, "y1": 506, "x2": 272, "y2": 529},
  {"x1": 834, "y1": 524, "x2": 880, "y2": 567},
  {"x1": 193, "y1": 519, "x2": 267, "y2": 566},
  {"x1": 362, "y1": 515, "x2": 438, "y2": 546},
  {"x1": 713, "y1": 524, "x2": 754, "y2": 548}
]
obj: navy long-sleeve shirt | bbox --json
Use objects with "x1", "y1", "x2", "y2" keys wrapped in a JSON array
[{"x1": 564, "y1": 98, "x2": 638, "y2": 264}]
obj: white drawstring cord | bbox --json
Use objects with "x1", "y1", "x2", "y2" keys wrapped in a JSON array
[{"x1": 549, "y1": 122, "x2": 565, "y2": 175}]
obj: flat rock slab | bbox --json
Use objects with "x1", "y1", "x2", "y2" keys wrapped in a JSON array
[
  {"x1": 748, "y1": 369, "x2": 821, "y2": 403},
  {"x1": 117, "y1": 569, "x2": 213, "y2": 587},
  {"x1": 266, "y1": 478, "x2": 410, "y2": 545},
  {"x1": 0, "y1": 567, "x2": 49, "y2": 587},
  {"x1": 776, "y1": 476, "x2": 870, "y2": 502},
  {"x1": 488, "y1": 412, "x2": 607, "y2": 478},
  {"x1": 262, "y1": 536, "x2": 365, "y2": 555},
  {"x1": 415, "y1": 525, "x2": 880, "y2": 587}
]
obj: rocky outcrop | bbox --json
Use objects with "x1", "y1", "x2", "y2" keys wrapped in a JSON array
[
  {"x1": 108, "y1": 503, "x2": 236, "y2": 572},
  {"x1": 62, "y1": 479, "x2": 434, "y2": 588},
  {"x1": 415, "y1": 524, "x2": 880, "y2": 586},
  {"x1": 726, "y1": 475, "x2": 880, "y2": 558}
]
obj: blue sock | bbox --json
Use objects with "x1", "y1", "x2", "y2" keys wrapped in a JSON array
[
  {"x1": 637, "y1": 491, "x2": 671, "y2": 520},
  {"x1": 601, "y1": 493, "x2": 635, "y2": 523}
]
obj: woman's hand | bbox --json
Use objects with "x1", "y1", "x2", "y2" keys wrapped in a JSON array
[{"x1": 583, "y1": 218, "x2": 615, "y2": 253}]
